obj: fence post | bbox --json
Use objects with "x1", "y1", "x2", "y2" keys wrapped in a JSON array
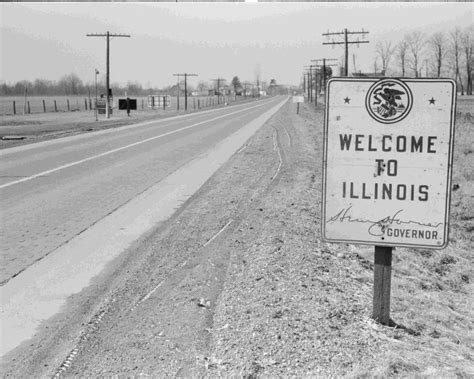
[
  {"x1": 194, "y1": 98, "x2": 196, "y2": 110},
  {"x1": 54, "y1": 100, "x2": 57, "y2": 112},
  {"x1": 67, "y1": 99, "x2": 70, "y2": 112},
  {"x1": 27, "y1": 101, "x2": 31, "y2": 114},
  {"x1": 198, "y1": 99, "x2": 200, "y2": 109},
  {"x1": 13, "y1": 101, "x2": 16, "y2": 115},
  {"x1": 43, "y1": 99, "x2": 46, "y2": 113},
  {"x1": 85, "y1": 98, "x2": 88, "y2": 111},
  {"x1": 142, "y1": 99, "x2": 144, "y2": 110}
]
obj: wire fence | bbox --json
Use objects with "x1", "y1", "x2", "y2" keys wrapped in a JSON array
[{"x1": 0, "y1": 94, "x2": 249, "y2": 116}]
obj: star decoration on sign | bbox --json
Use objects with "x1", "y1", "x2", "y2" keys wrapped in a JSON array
[
  {"x1": 344, "y1": 97, "x2": 351, "y2": 104},
  {"x1": 429, "y1": 98, "x2": 436, "y2": 105}
]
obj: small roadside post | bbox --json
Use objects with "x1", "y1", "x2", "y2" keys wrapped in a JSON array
[
  {"x1": 322, "y1": 78, "x2": 456, "y2": 325},
  {"x1": 293, "y1": 95, "x2": 304, "y2": 114},
  {"x1": 373, "y1": 245, "x2": 392, "y2": 324}
]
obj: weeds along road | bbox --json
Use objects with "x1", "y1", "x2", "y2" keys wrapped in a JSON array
[{"x1": 0, "y1": 96, "x2": 285, "y2": 285}]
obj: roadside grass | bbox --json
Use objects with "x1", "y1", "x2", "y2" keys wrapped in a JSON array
[
  {"x1": 325, "y1": 107, "x2": 474, "y2": 376},
  {"x1": 208, "y1": 100, "x2": 473, "y2": 377}
]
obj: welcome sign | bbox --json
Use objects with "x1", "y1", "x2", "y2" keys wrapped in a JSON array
[{"x1": 322, "y1": 78, "x2": 456, "y2": 249}]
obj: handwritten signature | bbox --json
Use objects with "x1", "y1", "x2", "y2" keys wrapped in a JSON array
[{"x1": 327, "y1": 205, "x2": 443, "y2": 236}]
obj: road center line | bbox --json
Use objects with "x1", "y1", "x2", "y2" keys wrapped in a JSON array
[{"x1": 0, "y1": 101, "x2": 274, "y2": 190}]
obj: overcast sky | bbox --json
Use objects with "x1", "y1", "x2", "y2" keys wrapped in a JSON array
[{"x1": 1, "y1": 2, "x2": 472, "y2": 88}]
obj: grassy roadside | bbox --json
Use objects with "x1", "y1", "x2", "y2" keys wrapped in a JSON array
[{"x1": 206, "y1": 101, "x2": 473, "y2": 376}]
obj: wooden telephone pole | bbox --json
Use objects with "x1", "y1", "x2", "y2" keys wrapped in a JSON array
[
  {"x1": 174, "y1": 73, "x2": 198, "y2": 111},
  {"x1": 86, "y1": 32, "x2": 130, "y2": 119},
  {"x1": 322, "y1": 29, "x2": 369, "y2": 77},
  {"x1": 311, "y1": 58, "x2": 338, "y2": 95},
  {"x1": 304, "y1": 65, "x2": 317, "y2": 105}
]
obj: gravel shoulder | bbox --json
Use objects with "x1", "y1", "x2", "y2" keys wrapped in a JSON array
[{"x1": 2, "y1": 100, "x2": 472, "y2": 377}]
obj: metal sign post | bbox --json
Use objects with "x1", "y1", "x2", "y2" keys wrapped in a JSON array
[
  {"x1": 293, "y1": 95, "x2": 304, "y2": 114},
  {"x1": 322, "y1": 78, "x2": 456, "y2": 325}
]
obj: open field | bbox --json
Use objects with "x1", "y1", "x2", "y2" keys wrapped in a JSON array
[
  {"x1": 0, "y1": 94, "x2": 239, "y2": 116},
  {"x1": 0, "y1": 95, "x2": 256, "y2": 149},
  {"x1": 3, "y1": 93, "x2": 470, "y2": 117},
  {"x1": 456, "y1": 96, "x2": 474, "y2": 115}
]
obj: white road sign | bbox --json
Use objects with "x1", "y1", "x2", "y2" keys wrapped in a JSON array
[
  {"x1": 322, "y1": 78, "x2": 456, "y2": 249},
  {"x1": 293, "y1": 96, "x2": 304, "y2": 103}
]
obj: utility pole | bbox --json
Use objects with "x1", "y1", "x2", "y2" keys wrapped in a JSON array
[
  {"x1": 174, "y1": 73, "x2": 198, "y2": 111},
  {"x1": 211, "y1": 78, "x2": 226, "y2": 104},
  {"x1": 94, "y1": 69, "x2": 99, "y2": 121},
  {"x1": 174, "y1": 74, "x2": 182, "y2": 110},
  {"x1": 311, "y1": 58, "x2": 338, "y2": 95},
  {"x1": 306, "y1": 71, "x2": 310, "y2": 100},
  {"x1": 304, "y1": 65, "x2": 317, "y2": 104},
  {"x1": 86, "y1": 32, "x2": 130, "y2": 119},
  {"x1": 322, "y1": 28, "x2": 369, "y2": 77}
]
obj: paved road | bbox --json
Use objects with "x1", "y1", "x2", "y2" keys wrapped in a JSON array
[{"x1": 0, "y1": 96, "x2": 285, "y2": 285}]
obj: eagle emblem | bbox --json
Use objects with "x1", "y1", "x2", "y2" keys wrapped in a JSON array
[{"x1": 366, "y1": 79, "x2": 413, "y2": 124}]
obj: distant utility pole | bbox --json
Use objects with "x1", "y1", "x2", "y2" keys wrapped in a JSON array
[
  {"x1": 211, "y1": 78, "x2": 226, "y2": 104},
  {"x1": 304, "y1": 71, "x2": 310, "y2": 100},
  {"x1": 86, "y1": 31, "x2": 131, "y2": 119},
  {"x1": 311, "y1": 58, "x2": 338, "y2": 94},
  {"x1": 322, "y1": 28, "x2": 369, "y2": 77},
  {"x1": 304, "y1": 65, "x2": 317, "y2": 104},
  {"x1": 174, "y1": 74, "x2": 182, "y2": 110},
  {"x1": 173, "y1": 73, "x2": 198, "y2": 111}
]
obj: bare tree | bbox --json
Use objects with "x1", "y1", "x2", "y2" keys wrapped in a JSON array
[
  {"x1": 254, "y1": 63, "x2": 262, "y2": 95},
  {"x1": 461, "y1": 26, "x2": 473, "y2": 95},
  {"x1": 375, "y1": 41, "x2": 394, "y2": 75},
  {"x1": 430, "y1": 32, "x2": 447, "y2": 78},
  {"x1": 396, "y1": 40, "x2": 409, "y2": 76},
  {"x1": 450, "y1": 27, "x2": 464, "y2": 95},
  {"x1": 406, "y1": 31, "x2": 425, "y2": 77},
  {"x1": 196, "y1": 81, "x2": 208, "y2": 93},
  {"x1": 373, "y1": 57, "x2": 379, "y2": 74}
]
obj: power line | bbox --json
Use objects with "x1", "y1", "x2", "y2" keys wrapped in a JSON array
[
  {"x1": 211, "y1": 78, "x2": 226, "y2": 104},
  {"x1": 173, "y1": 73, "x2": 198, "y2": 111},
  {"x1": 86, "y1": 32, "x2": 131, "y2": 119},
  {"x1": 311, "y1": 58, "x2": 338, "y2": 94},
  {"x1": 322, "y1": 28, "x2": 369, "y2": 77},
  {"x1": 303, "y1": 65, "x2": 317, "y2": 105}
]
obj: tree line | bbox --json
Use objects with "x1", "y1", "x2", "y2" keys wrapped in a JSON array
[
  {"x1": 0, "y1": 74, "x2": 289, "y2": 98},
  {"x1": 373, "y1": 26, "x2": 473, "y2": 95},
  {"x1": 0, "y1": 73, "x2": 160, "y2": 97}
]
